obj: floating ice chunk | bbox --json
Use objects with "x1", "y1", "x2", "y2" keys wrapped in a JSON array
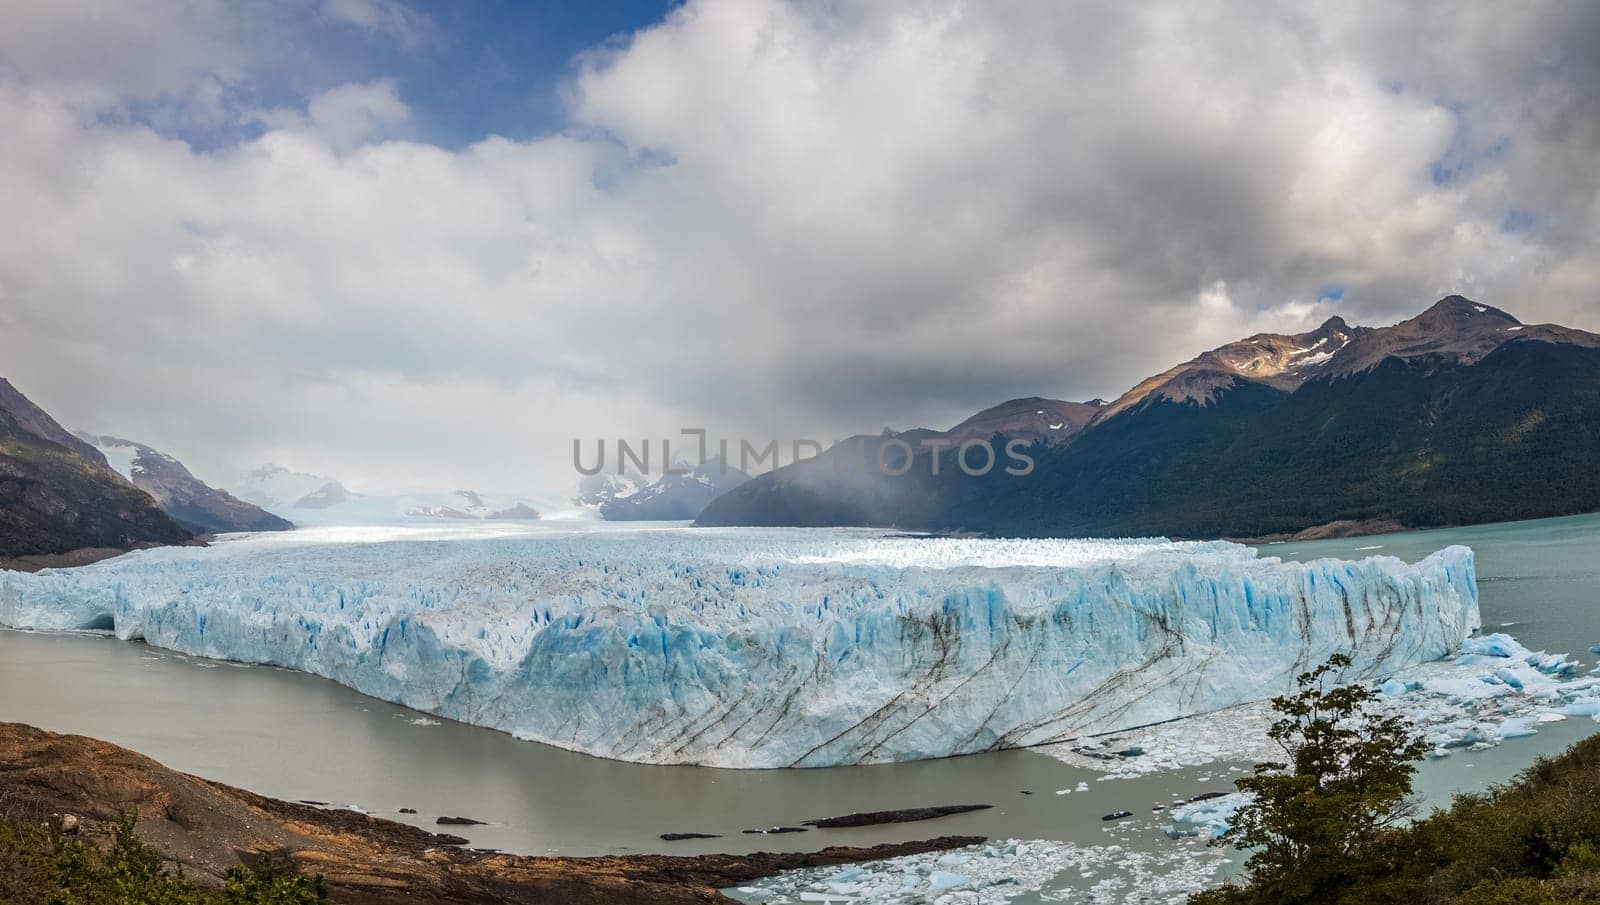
[
  {"x1": 1460, "y1": 633, "x2": 1524, "y2": 659},
  {"x1": 1497, "y1": 717, "x2": 1539, "y2": 739},
  {"x1": 1166, "y1": 793, "x2": 1251, "y2": 839},
  {"x1": 726, "y1": 837, "x2": 1227, "y2": 905},
  {"x1": 1495, "y1": 668, "x2": 1524, "y2": 689}
]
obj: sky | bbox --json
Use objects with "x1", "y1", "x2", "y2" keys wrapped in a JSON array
[{"x1": 1, "y1": 0, "x2": 1597, "y2": 499}]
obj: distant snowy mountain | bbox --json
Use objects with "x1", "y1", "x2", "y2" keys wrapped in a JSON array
[
  {"x1": 234, "y1": 464, "x2": 352, "y2": 512},
  {"x1": 599, "y1": 457, "x2": 751, "y2": 521},
  {"x1": 78, "y1": 434, "x2": 290, "y2": 535},
  {"x1": 294, "y1": 481, "x2": 356, "y2": 509},
  {"x1": 403, "y1": 489, "x2": 542, "y2": 521},
  {"x1": 573, "y1": 469, "x2": 650, "y2": 509},
  {"x1": 235, "y1": 465, "x2": 539, "y2": 525}
]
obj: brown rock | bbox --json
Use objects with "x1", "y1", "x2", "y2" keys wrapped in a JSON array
[{"x1": 0, "y1": 721, "x2": 982, "y2": 904}]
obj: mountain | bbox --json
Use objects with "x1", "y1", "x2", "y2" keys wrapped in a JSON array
[
  {"x1": 598, "y1": 457, "x2": 752, "y2": 521},
  {"x1": 233, "y1": 464, "x2": 356, "y2": 512},
  {"x1": 698, "y1": 297, "x2": 1600, "y2": 539},
  {"x1": 940, "y1": 396, "x2": 1104, "y2": 445},
  {"x1": 236, "y1": 466, "x2": 540, "y2": 525},
  {"x1": 1094, "y1": 316, "x2": 1365, "y2": 420},
  {"x1": 574, "y1": 470, "x2": 650, "y2": 509},
  {"x1": 402, "y1": 489, "x2": 542, "y2": 521},
  {"x1": 0, "y1": 379, "x2": 191, "y2": 558},
  {"x1": 694, "y1": 396, "x2": 1104, "y2": 529},
  {"x1": 294, "y1": 481, "x2": 355, "y2": 509},
  {"x1": 485, "y1": 502, "x2": 542, "y2": 520},
  {"x1": 76, "y1": 434, "x2": 291, "y2": 535}
]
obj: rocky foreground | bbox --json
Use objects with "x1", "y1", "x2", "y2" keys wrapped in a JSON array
[{"x1": 0, "y1": 722, "x2": 978, "y2": 903}]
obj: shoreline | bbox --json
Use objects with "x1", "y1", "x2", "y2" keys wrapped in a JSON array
[{"x1": 0, "y1": 720, "x2": 981, "y2": 903}]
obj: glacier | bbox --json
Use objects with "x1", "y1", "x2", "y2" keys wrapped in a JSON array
[{"x1": 0, "y1": 525, "x2": 1479, "y2": 768}]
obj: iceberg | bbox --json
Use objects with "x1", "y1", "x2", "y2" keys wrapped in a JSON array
[
  {"x1": 0, "y1": 526, "x2": 1479, "y2": 768},
  {"x1": 1166, "y1": 792, "x2": 1252, "y2": 839}
]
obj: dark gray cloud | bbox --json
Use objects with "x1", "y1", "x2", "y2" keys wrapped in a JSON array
[{"x1": 0, "y1": 0, "x2": 1597, "y2": 497}]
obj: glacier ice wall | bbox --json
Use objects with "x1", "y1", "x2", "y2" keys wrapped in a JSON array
[{"x1": 0, "y1": 526, "x2": 1480, "y2": 768}]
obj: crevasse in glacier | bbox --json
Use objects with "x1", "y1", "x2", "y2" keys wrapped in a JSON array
[{"x1": 0, "y1": 525, "x2": 1480, "y2": 768}]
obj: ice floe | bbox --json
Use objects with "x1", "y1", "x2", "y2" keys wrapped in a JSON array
[
  {"x1": 726, "y1": 838, "x2": 1228, "y2": 905},
  {"x1": 1044, "y1": 632, "x2": 1600, "y2": 777}
]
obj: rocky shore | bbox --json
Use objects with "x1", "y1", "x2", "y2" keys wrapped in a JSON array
[{"x1": 0, "y1": 722, "x2": 979, "y2": 903}]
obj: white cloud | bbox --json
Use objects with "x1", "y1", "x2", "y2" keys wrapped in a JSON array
[
  {"x1": 308, "y1": 80, "x2": 413, "y2": 149},
  {"x1": 321, "y1": 0, "x2": 430, "y2": 48},
  {"x1": 0, "y1": 0, "x2": 242, "y2": 103},
  {"x1": 0, "y1": 0, "x2": 1597, "y2": 496}
]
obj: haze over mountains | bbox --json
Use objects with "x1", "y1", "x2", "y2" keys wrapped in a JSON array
[
  {"x1": 0, "y1": 381, "x2": 288, "y2": 559},
  {"x1": 7, "y1": 294, "x2": 1600, "y2": 557},
  {"x1": 233, "y1": 465, "x2": 542, "y2": 525},
  {"x1": 78, "y1": 434, "x2": 290, "y2": 535},
  {"x1": 595, "y1": 457, "x2": 752, "y2": 521},
  {"x1": 700, "y1": 296, "x2": 1600, "y2": 539},
  {"x1": 234, "y1": 464, "x2": 356, "y2": 513},
  {"x1": 0, "y1": 381, "x2": 547, "y2": 560}
]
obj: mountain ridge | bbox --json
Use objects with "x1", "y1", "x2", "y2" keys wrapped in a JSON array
[
  {"x1": 0, "y1": 379, "x2": 192, "y2": 559},
  {"x1": 76, "y1": 433, "x2": 292, "y2": 535},
  {"x1": 598, "y1": 456, "x2": 753, "y2": 521},
  {"x1": 698, "y1": 296, "x2": 1600, "y2": 539}
]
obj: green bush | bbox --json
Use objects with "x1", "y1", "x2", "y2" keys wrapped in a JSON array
[
  {"x1": 1197, "y1": 676, "x2": 1600, "y2": 905},
  {"x1": 0, "y1": 812, "x2": 326, "y2": 904}
]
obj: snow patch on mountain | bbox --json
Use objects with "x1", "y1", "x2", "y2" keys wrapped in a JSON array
[{"x1": 95, "y1": 442, "x2": 139, "y2": 482}]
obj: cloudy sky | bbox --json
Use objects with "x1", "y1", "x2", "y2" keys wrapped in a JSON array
[{"x1": 1, "y1": 0, "x2": 1597, "y2": 498}]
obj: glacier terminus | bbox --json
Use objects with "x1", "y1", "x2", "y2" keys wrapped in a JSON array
[{"x1": 0, "y1": 525, "x2": 1480, "y2": 768}]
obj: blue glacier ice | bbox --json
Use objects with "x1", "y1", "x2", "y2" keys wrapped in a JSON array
[{"x1": 0, "y1": 525, "x2": 1480, "y2": 768}]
